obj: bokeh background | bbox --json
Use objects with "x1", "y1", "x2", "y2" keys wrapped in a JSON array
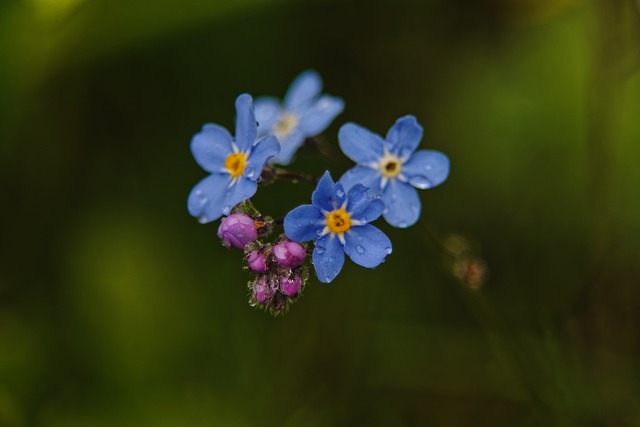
[{"x1": 2, "y1": 0, "x2": 640, "y2": 425}]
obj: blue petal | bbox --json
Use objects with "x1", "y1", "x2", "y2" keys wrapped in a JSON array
[
  {"x1": 312, "y1": 171, "x2": 345, "y2": 212},
  {"x1": 402, "y1": 150, "x2": 450, "y2": 189},
  {"x1": 298, "y1": 95, "x2": 344, "y2": 136},
  {"x1": 346, "y1": 185, "x2": 385, "y2": 224},
  {"x1": 338, "y1": 123, "x2": 385, "y2": 166},
  {"x1": 382, "y1": 179, "x2": 421, "y2": 228},
  {"x1": 344, "y1": 224, "x2": 392, "y2": 268},
  {"x1": 284, "y1": 70, "x2": 323, "y2": 111},
  {"x1": 234, "y1": 94, "x2": 257, "y2": 152},
  {"x1": 385, "y1": 115, "x2": 423, "y2": 159},
  {"x1": 313, "y1": 234, "x2": 345, "y2": 283},
  {"x1": 187, "y1": 173, "x2": 232, "y2": 223},
  {"x1": 190, "y1": 124, "x2": 233, "y2": 173},
  {"x1": 254, "y1": 97, "x2": 282, "y2": 137},
  {"x1": 269, "y1": 130, "x2": 305, "y2": 165},
  {"x1": 284, "y1": 204, "x2": 325, "y2": 242},
  {"x1": 246, "y1": 135, "x2": 280, "y2": 180},
  {"x1": 339, "y1": 166, "x2": 381, "y2": 195},
  {"x1": 221, "y1": 177, "x2": 258, "y2": 216}
]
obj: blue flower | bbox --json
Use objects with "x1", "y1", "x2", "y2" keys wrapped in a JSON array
[
  {"x1": 338, "y1": 115, "x2": 450, "y2": 228},
  {"x1": 253, "y1": 70, "x2": 344, "y2": 165},
  {"x1": 284, "y1": 172, "x2": 392, "y2": 283},
  {"x1": 188, "y1": 94, "x2": 280, "y2": 223}
]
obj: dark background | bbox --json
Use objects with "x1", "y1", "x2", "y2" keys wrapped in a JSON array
[{"x1": 1, "y1": 0, "x2": 640, "y2": 425}]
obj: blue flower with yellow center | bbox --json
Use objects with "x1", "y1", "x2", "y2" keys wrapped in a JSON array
[
  {"x1": 338, "y1": 115, "x2": 450, "y2": 228},
  {"x1": 188, "y1": 94, "x2": 280, "y2": 223},
  {"x1": 253, "y1": 70, "x2": 344, "y2": 165},
  {"x1": 284, "y1": 172, "x2": 392, "y2": 283}
]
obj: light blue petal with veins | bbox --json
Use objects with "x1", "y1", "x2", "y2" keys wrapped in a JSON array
[
  {"x1": 385, "y1": 115, "x2": 423, "y2": 159},
  {"x1": 313, "y1": 233, "x2": 345, "y2": 283},
  {"x1": 298, "y1": 95, "x2": 344, "y2": 136},
  {"x1": 269, "y1": 130, "x2": 305, "y2": 165},
  {"x1": 190, "y1": 124, "x2": 233, "y2": 173},
  {"x1": 284, "y1": 70, "x2": 322, "y2": 111},
  {"x1": 284, "y1": 205, "x2": 325, "y2": 242},
  {"x1": 402, "y1": 150, "x2": 450, "y2": 189},
  {"x1": 254, "y1": 97, "x2": 282, "y2": 137},
  {"x1": 344, "y1": 224, "x2": 392, "y2": 268},
  {"x1": 339, "y1": 166, "x2": 381, "y2": 195},
  {"x1": 382, "y1": 179, "x2": 421, "y2": 228},
  {"x1": 234, "y1": 94, "x2": 257, "y2": 152},
  {"x1": 187, "y1": 173, "x2": 232, "y2": 223},
  {"x1": 338, "y1": 123, "x2": 385, "y2": 166},
  {"x1": 246, "y1": 135, "x2": 280, "y2": 180},
  {"x1": 346, "y1": 185, "x2": 385, "y2": 224},
  {"x1": 312, "y1": 171, "x2": 345, "y2": 212}
]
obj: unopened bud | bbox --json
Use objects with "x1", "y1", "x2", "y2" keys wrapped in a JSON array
[
  {"x1": 217, "y1": 213, "x2": 258, "y2": 249},
  {"x1": 273, "y1": 240, "x2": 306, "y2": 269}
]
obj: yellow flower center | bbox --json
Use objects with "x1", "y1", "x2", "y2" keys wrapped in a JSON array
[
  {"x1": 378, "y1": 153, "x2": 402, "y2": 178},
  {"x1": 326, "y1": 208, "x2": 351, "y2": 234},
  {"x1": 225, "y1": 153, "x2": 247, "y2": 178},
  {"x1": 274, "y1": 113, "x2": 299, "y2": 139}
]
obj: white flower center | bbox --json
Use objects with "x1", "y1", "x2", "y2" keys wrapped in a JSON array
[
  {"x1": 274, "y1": 113, "x2": 299, "y2": 139},
  {"x1": 378, "y1": 153, "x2": 403, "y2": 179}
]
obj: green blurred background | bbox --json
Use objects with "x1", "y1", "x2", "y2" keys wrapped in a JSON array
[{"x1": 2, "y1": 0, "x2": 640, "y2": 425}]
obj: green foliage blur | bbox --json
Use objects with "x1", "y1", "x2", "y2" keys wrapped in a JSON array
[{"x1": 2, "y1": 0, "x2": 640, "y2": 425}]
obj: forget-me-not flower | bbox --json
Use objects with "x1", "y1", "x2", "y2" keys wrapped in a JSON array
[
  {"x1": 284, "y1": 172, "x2": 392, "y2": 283},
  {"x1": 253, "y1": 70, "x2": 344, "y2": 165},
  {"x1": 338, "y1": 116, "x2": 450, "y2": 228},
  {"x1": 188, "y1": 94, "x2": 280, "y2": 223}
]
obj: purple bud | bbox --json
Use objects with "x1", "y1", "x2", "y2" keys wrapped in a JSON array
[
  {"x1": 279, "y1": 274, "x2": 303, "y2": 297},
  {"x1": 273, "y1": 240, "x2": 306, "y2": 269},
  {"x1": 253, "y1": 276, "x2": 274, "y2": 304},
  {"x1": 246, "y1": 250, "x2": 268, "y2": 273},
  {"x1": 217, "y1": 213, "x2": 258, "y2": 249}
]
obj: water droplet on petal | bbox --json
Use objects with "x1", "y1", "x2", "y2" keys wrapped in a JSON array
[
  {"x1": 336, "y1": 188, "x2": 345, "y2": 198},
  {"x1": 198, "y1": 215, "x2": 208, "y2": 224},
  {"x1": 315, "y1": 246, "x2": 326, "y2": 254},
  {"x1": 222, "y1": 206, "x2": 231, "y2": 215},
  {"x1": 409, "y1": 175, "x2": 433, "y2": 189},
  {"x1": 384, "y1": 247, "x2": 392, "y2": 254},
  {"x1": 255, "y1": 175, "x2": 263, "y2": 183},
  {"x1": 324, "y1": 275, "x2": 331, "y2": 282},
  {"x1": 245, "y1": 167, "x2": 255, "y2": 178},
  {"x1": 424, "y1": 164, "x2": 433, "y2": 171},
  {"x1": 355, "y1": 245, "x2": 365, "y2": 254}
]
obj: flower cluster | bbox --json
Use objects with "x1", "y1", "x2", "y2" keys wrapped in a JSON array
[{"x1": 187, "y1": 70, "x2": 450, "y2": 314}]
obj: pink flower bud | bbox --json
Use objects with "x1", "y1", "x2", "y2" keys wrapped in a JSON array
[
  {"x1": 246, "y1": 250, "x2": 268, "y2": 273},
  {"x1": 217, "y1": 213, "x2": 258, "y2": 249},
  {"x1": 273, "y1": 240, "x2": 306, "y2": 269},
  {"x1": 279, "y1": 274, "x2": 303, "y2": 297},
  {"x1": 253, "y1": 276, "x2": 274, "y2": 304}
]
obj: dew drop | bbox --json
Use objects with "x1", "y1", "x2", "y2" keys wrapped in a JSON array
[
  {"x1": 324, "y1": 275, "x2": 331, "y2": 282},
  {"x1": 384, "y1": 247, "x2": 392, "y2": 255},
  {"x1": 198, "y1": 215, "x2": 209, "y2": 224},
  {"x1": 424, "y1": 164, "x2": 433, "y2": 171},
  {"x1": 245, "y1": 167, "x2": 255, "y2": 178},
  {"x1": 222, "y1": 206, "x2": 231, "y2": 215},
  {"x1": 255, "y1": 175, "x2": 263, "y2": 183},
  {"x1": 315, "y1": 246, "x2": 326, "y2": 254},
  {"x1": 336, "y1": 188, "x2": 345, "y2": 198},
  {"x1": 355, "y1": 245, "x2": 365, "y2": 254},
  {"x1": 409, "y1": 175, "x2": 433, "y2": 189}
]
